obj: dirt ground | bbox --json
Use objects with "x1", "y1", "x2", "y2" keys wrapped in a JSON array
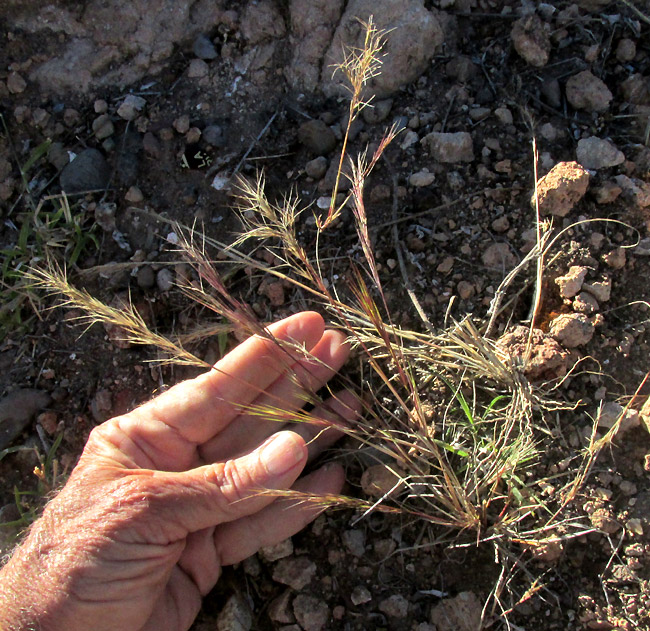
[{"x1": 2, "y1": 1, "x2": 650, "y2": 629}]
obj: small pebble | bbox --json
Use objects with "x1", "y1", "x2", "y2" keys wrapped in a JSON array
[
  {"x1": 117, "y1": 94, "x2": 146, "y2": 121},
  {"x1": 125, "y1": 186, "x2": 144, "y2": 203},
  {"x1": 305, "y1": 156, "x2": 328, "y2": 180},
  {"x1": 174, "y1": 115, "x2": 191, "y2": 134},
  {"x1": 193, "y1": 34, "x2": 218, "y2": 60},
  {"x1": 137, "y1": 266, "x2": 155, "y2": 289},
  {"x1": 156, "y1": 268, "x2": 174, "y2": 292}
]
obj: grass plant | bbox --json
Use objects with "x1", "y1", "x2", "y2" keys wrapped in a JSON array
[{"x1": 27, "y1": 18, "x2": 624, "y2": 626}]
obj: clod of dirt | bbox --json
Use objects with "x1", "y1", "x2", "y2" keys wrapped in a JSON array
[
  {"x1": 203, "y1": 125, "x2": 224, "y2": 147},
  {"x1": 323, "y1": 0, "x2": 444, "y2": 98},
  {"x1": 272, "y1": 556, "x2": 317, "y2": 590},
  {"x1": 602, "y1": 247, "x2": 626, "y2": 269},
  {"x1": 533, "y1": 161, "x2": 590, "y2": 217},
  {"x1": 497, "y1": 326, "x2": 570, "y2": 380},
  {"x1": 117, "y1": 95, "x2": 146, "y2": 121},
  {"x1": 620, "y1": 74, "x2": 650, "y2": 105},
  {"x1": 193, "y1": 34, "x2": 218, "y2": 60},
  {"x1": 573, "y1": 291, "x2": 599, "y2": 314},
  {"x1": 481, "y1": 242, "x2": 516, "y2": 269},
  {"x1": 429, "y1": 591, "x2": 482, "y2": 631},
  {"x1": 136, "y1": 266, "x2": 155, "y2": 290},
  {"x1": 361, "y1": 463, "x2": 403, "y2": 498},
  {"x1": 510, "y1": 14, "x2": 551, "y2": 67},
  {"x1": 216, "y1": 593, "x2": 253, "y2": 631},
  {"x1": 597, "y1": 401, "x2": 640, "y2": 433},
  {"x1": 350, "y1": 585, "x2": 372, "y2": 606},
  {"x1": 0, "y1": 389, "x2": 52, "y2": 450},
  {"x1": 524, "y1": 538, "x2": 564, "y2": 563},
  {"x1": 614, "y1": 175, "x2": 650, "y2": 210},
  {"x1": 60, "y1": 148, "x2": 110, "y2": 194},
  {"x1": 342, "y1": 529, "x2": 366, "y2": 557},
  {"x1": 589, "y1": 507, "x2": 621, "y2": 535},
  {"x1": 378, "y1": 594, "x2": 409, "y2": 618},
  {"x1": 583, "y1": 278, "x2": 611, "y2": 303},
  {"x1": 421, "y1": 131, "x2": 474, "y2": 163},
  {"x1": 293, "y1": 594, "x2": 329, "y2": 631},
  {"x1": 549, "y1": 313, "x2": 595, "y2": 348},
  {"x1": 565, "y1": 70, "x2": 613, "y2": 113},
  {"x1": 576, "y1": 137, "x2": 625, "y2": 170},
  {"x1": 188, "y1": 58, "x2": 209, "y2": 78},
  {"x1": 593, "y1": 181, "x2": 622, "y2": 204},
  {"x1": 555, "y1": 265, "x2": 588, "y2": 298},
  {"x1": 297, "y1": 120, "x2": 337, "y2": 156}
]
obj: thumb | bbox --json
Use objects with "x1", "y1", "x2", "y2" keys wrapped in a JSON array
[{"x1": 153, "y1": 431, "x2": 308, "y2": 533}]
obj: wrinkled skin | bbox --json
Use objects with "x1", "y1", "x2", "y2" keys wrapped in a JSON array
[{"x1": 0, "y1": 312, "x2": 356, "y2": 631}]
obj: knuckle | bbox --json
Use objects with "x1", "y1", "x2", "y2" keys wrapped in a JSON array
[{"x1": 211, "y1": 460, "x2": 253, "y2": 511}]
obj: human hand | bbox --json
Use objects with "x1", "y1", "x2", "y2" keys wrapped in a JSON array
[{"x1": 0, "y1": 311, "x2": 356, "y2": 631}]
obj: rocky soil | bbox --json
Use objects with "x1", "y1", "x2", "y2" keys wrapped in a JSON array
[{"x1": 1, "y1": 0, "x2": 650, "y2": 629}]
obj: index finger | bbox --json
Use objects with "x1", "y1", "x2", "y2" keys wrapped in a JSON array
[{"x1": 131, "y1": 311, "x2": 326, "y2": 447}]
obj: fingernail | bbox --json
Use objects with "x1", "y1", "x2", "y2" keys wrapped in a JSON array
[{"x1": 260, "y1": 432, "x2": 306, "y2": 476}]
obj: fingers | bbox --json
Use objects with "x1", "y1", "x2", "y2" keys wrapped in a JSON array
[
  {"x1": 112, "y1": 312, "x2": 326, "y2": 469},
  {"x1": 198, "y1": 329, "x2": 351, "y2": 463},
  {"x1": 150, "y1": 431, "x2": 308, "y2": 534},
  {"x1": 295, "y1": 389, "x2": 361, "y2": 461},
  {"x1": 213, "y1": 463, "x2": 345, "y2": 567}
]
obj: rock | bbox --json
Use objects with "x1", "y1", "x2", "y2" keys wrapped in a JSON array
[
  {"x1": 549, "y1": 313, "x2": 594, "y2": 348},
  {"x1": 533, "y1": 161, "x2": 590, "y2": 217},
  {"x1": 616, "y1": 38, "x2": 636, "y2": 63},
  {"x1": 193, "y1": 34, "x2": 218, "y2": 60},
  {"x1": 285, "y1": 0, "x2": 345, "y2": 93},
  {"x1": 497, "y1": 326, "x2": 569, "y2": 380},
  {"x1": 482, "y1": 243, "x2": 517, "y2": 269},
  {"x1": 187, "y1": 58, "x2": 209, "y2": 78},
  {"x1": 259, "y1": 538, "x2": 294, "y2": 562},
  {"x1": 614, "y1": 175, "x2": 650, "y2": 209},
  {"x1": 494, "y1": 107, "x2": 513, "y2": 125},
  {"x1": 379, "y1": 594, "x2": 409, "y2": 618},
  {"x1": 143, "y1": 132, "x2": 162, "y2": 158},
  {"x1": 203, "y1": 125, "x2": 224, "y2": 147},
  {"x1": 0, "y1": 389, "x2": 51, "y2": 450},
  {"x1": 525, "y1": 538, "x2": 564, "y2": 563},
  {"x1": 362, "y1": 99, "x2": 393, "y2": 124},
  {"x1": 185, "y1": 127, "x2": 201, "y2": 144},
  {"x1": 422, "y1": 131, "x2": 474, "y2": 163},
  {"x1": 593, "y1": 181, "x2": 622, "y2": 204},
  {"x1": 573, "y1": 292, "x2": 599, "y2": 314},
  {"x1": 95, "y1": 201, "x2": 117, "y2": 231},
  {"x1": 576, "y1": 137, "x2": 624, "y2": 170},
  {"x1": 457, "y1": 280, "x2": 474, "y2": 300},
  {"x1": 117, "y1": 94, "x2": 146, "y2": 121},
  {"x1": 342, "y1": 529, "x2": 366, "y2": 557},
  {"x1": 555, "y1": 265, "x2": 588, "y2": 298},
  {"x1": 60, "y1": 148, "x2": 110, "y2": 194},
  {"x1": 272, "y1": 556, "x2": 317, "y2": 590},
  {"x1": 620, "y1": 74, "x2": 650, "y2": 105},
  {"x1": 216, "y1": 594, "x2": 253, "y2": 631},
  {"x1": 91, "y1": 388, "x2": 113, "y2": 422},
  {"x1": 7, "y1": 72, "x2": 27, "y2": 94},
  {"x1": 511, "y1": 14, "x2": 550, "y2": 67},
  {"x1": 350, "y1": 586, "x2": 372, "y2": 605},
  {"x1": 47, "y1": 142, "x2": 70, "y2": 171},
  {"x1": 361, "y1": 463, "x2": 403, "y2": 497},
  {"x1": 298, "y1": 120, "x2": 336, "y2": 156},
  {"x1": 92, "y1": 114, "x2": 114, "y2": 140},
  {"x1": 268, "y1": 590, "x2": 295, "y2": 624},
  {"x1": 156, "y1": 268, "x2": 174, "y2": 292},
  {"x1": 37, "y1": 411, "x2": 58, "y2": 435},
  {"x1": 565, "y1": 71, "x2": 613, "y2": 113},
  {"x1": 409, "y1": 170, "x2": 435, "y2": 187},
  {"x1": 602, "y1": 248, "x2": 626, "y2": 270},
  {"x1": 583, "y1": 278, "x2": 611, "y2": 302},
  {"x1": 322, "y1": 0, "x2": 444, "y2": 99},
  {"x1": 293, "y1": 595, "x2": 329, "y2": 631},
  {"x1": 241, "y1": 0, "x2": 286, "y2": 44},
  {"x1": 125, "y1": 186, "x2": 144, "y2": 203},
  {"x1": 305, "y1": 156, "x2": 328, "y2": 179},
  {"x1": 173, "y1": 115, "x2": 190, "y2": 134},
  {"x1": 445, "y1": 55, "x2": 478, "y2": 82},
  {"x1": 430, "y1": 592, "x2": 482, "y2": 631},
  {"x1": 136, "y1": 265, "x2": 155, "y2": 289},
  {"x1": 597, "y1": 401, "x2": 640, "y2": 433}
]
